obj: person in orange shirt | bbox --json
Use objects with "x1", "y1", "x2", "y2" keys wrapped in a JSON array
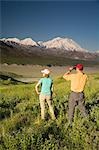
[{"x1": 63, "y1": 64, "x2": 87, "y2": 125}]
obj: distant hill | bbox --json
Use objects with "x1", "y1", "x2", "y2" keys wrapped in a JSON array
[{"x1": 0, "y1": 72, "x2": 26, "y2": 85}]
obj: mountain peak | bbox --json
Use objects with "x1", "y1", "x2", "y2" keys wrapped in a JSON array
[
  {"x1": 20, "y1": 38, "x2": 38, "y2": 46},
  {"x1": 52, "y1": 37, "x2": 63, "y2": 41},
  {"x1": 1, "y1": 38, "x2": 20, "y2": 43},
  {"x1": 42, "y1": 36, "x2": 87, "y2": 52}
]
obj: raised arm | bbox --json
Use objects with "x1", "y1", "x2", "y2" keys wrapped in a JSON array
[{"x1": 63, "y1": 67, "x2": 74, "y2": 79}]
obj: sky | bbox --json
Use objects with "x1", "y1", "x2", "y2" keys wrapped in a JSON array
[{"x1": 0, "y1": 0, "x2": 99, "y2": 51}]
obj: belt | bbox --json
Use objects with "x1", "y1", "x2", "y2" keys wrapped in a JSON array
[{"x1": 71, "y1": 91, "x2": 83, "y2": 94}]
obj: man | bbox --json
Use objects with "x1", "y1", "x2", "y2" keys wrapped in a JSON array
[
  {"x1": 63, "y1": 64, "x2": 87, "y2": 125},
  {"x1": 35, "y1": 68, "x2": 56, "y2": 120}
]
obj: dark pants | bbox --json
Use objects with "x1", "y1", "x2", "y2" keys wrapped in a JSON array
[{"x1": 68, "y1": 91, "x2": 87, "y2": 123}]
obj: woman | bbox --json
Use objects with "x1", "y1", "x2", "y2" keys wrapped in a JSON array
[{"x1": 35, "y1": 69, "x2": 56, "y2": 120}]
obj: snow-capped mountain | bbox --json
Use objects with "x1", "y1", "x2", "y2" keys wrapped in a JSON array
[
  {"x1": 0, "y1": 37, "x2": 87, "y2": 51},
  {"x1": 0, "y1": 37, "x2": 38, "y2": 47},
  {"x1": 0, "y1": 38, "x2": 20, "y2": 43},
  {"x1": 95, "y1": 51, "x2": 99, "y2": 56},
  {"x1": 0, "y1": 38, "x2": 21, "y2": 48},
  {"x1": 40, "y1": 37, "x2": 87, "y2": 52},
  {"x1": 0, "y1": 37, "x2": 98, "y2": 64},
  {"x1": 20, "y1": 38, "x2": 38, "y2": 46}
]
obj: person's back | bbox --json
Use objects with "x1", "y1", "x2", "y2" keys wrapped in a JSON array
[
  {"x1": 66, "y1": 72, "x2": 87, "y2": 92},
  {"x1": 39, "y1": 77, "x2": 53, "y2": 95}
]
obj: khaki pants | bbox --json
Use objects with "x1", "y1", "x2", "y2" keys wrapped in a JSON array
[
  {"x1": 39, "y1": 94, "x2": 55, "y2": 120},
  {"x1": 68, "y1": 92, "x2": 87, "y2": 123}
]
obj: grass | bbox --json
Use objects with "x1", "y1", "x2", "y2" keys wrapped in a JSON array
[{"x1": 0, "y1": 73, "x2": 99, "y2": 150}]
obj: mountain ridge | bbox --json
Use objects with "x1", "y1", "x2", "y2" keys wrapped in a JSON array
[
  {"x1": 0, "y1": 37, "x2": 99, "y2": 65},
  {"x1": 1, "y1": 37, "x2": 98, "y2": 53},
  {"x1": 0, "y1": 37, "x2": 88, "y2": 52}
]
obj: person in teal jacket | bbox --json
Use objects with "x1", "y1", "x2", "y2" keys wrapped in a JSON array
[{"x1": 35, "y1": 69, "x2": 56, "y2": 120}]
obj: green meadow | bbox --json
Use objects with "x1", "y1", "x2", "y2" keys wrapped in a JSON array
[{"x1": 0, "y1": 73, "x2": 99, "y2": 150}]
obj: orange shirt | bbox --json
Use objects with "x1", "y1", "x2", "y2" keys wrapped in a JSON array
[{"x1": 63, "y1": 72, "x2": 87, "y2": 92}]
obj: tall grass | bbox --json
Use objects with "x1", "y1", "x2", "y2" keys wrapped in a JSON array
[{"x1": 0, "y1": 73, "x2": 99, "y2": 150}]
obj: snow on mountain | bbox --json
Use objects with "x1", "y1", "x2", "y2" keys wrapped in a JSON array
[
  {"x1": 0, "y1": 38, "x2": 38, "y2": 47},
  {"x1": 95, "y1": 51, "x2": 99, "y2": 56},
  {"x1": 0, "y1": 38, "x2": 20, "y2": 43},
  {"x1": 1, "y1": 37, "x2": 98, "y2": 62},
  {"x1": 0, "y1": 37, "x2": 88, "y2": 52},
  {"x1": 41, "y1": 37, "x2": 87, "y2": 52},
  {"x1": 20, "y1": 38, "x2": 38, "y2": 46},
  {"x1": 38, "y1": 41, "x2": 45, "y2": 47},
  {"x1": 0, "y1": 38, "x2": 21, "y2": 48}
]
